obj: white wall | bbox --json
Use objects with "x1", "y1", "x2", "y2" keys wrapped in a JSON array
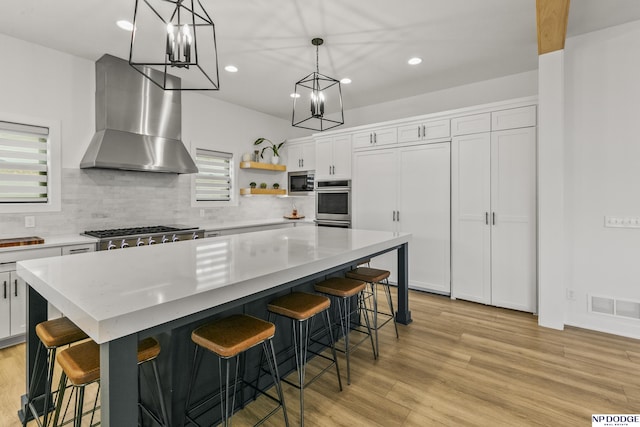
[
  {"x1": 343, "y1": 70, "x2": 538, "y2": 127},
  {"x1": 564, "y1": 20, "x2": 640, "y2": 338}
]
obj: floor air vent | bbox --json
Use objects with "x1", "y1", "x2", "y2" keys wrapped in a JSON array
[{"x1": 589, "y1": 295, "x2": 640, "y2": 320}]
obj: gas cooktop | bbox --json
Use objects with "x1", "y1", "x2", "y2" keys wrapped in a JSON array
[{"x1": 83, "y1": 225, "x2": 198, "y2": 239}]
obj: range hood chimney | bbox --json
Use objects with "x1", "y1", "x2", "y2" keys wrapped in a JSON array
[{"x1": 80, "y1": 54, "x2": 198, "y2": 174}]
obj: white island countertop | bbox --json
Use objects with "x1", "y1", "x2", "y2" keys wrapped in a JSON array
[{"x1": 17, "y1": 227, "x2": 410, "y2": 343}]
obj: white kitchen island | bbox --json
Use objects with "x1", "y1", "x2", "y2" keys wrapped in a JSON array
[{"x1": 17, "y1": 227, "x2": 411, "y2": 426}]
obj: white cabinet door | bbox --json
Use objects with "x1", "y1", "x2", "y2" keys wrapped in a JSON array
[
  {"x1": 398, "y1": 143, "x2": 451, "y2": 294},
  {"x1": 315, "y1": 138, "x2": 334, "y2": 180},
  {"x1": 491, "y1": 106, "x2": 536, "y2": 131},
  {"x1": 490, "y1": 127, "x2": 537, "y2": 312},
  {"x1": 451, "y1": 132, "x2": 492, "y2": 304},
  {"x1": 331, "y1": 135, "x2": 352, "y2": 180},
  {"x1": 0, "y1": 272, "x2": 10, "y2": 339},
  {"x1": 9, "y1": 272, "x2": 26, "y2": 336},
  {"x1": 353, "y1": 127, "x2": 397, "y2": 149},
  {"x1": 353, "y1": 149, "x2": 397, "y2": 275},
  {"x1": 397, "y1": 119, "x2": 450, "y2": 143},
  {"x1": 301, "y1": 142, "x2": 316, "y2": 171},
  {"x1": 451, "y1": 113, "x2": 491, "y2": 136},
  {"x1": 287, "y1": 141, "x2": 316, "y2": 172},
  {"x1": 287, "y1": 144, "x2": 304, "y2": 172}
]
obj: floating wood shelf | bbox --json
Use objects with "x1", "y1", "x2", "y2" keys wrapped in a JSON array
[
  {"x1": 240, "y1": 188, "x2": 287, "y2": 196},
  {"x1": 240, "y1": 161, "x2": 286, "y2": 172}
]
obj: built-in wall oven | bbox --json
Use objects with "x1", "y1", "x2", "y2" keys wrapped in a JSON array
[{"x1": 315, "y1": 180, "x2": 351, "y2": 228}]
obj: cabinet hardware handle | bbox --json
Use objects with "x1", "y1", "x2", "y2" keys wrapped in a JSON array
[
  {"x1": 301, "y1": 159, "x2": 304, "y2": 167},
  {"x1": 485, "y1": 212, "x2": 489, "y2": 225},
  {"x1": 423, "y1": 125, "x2": 426, "y2": 138},
  {"x1": 492, "y1": 212, "x2": 496, "y2": 225},
  {"x1": 397, "y1": 211, "x2": 400, "y2": 221},
  {"x1": 14, "y1": 279, "x2": 17, "y2": 297},
  {"x1": 3, "y1": 281, "x2": 6, "y2": 299},
  {"x1": 418, "y1": 126, "x2": 421, "y2": 138},
  {"x1": 369, "y1": 134, "x2": 372, "y2": 144},
  {"x1": 374, "y1": 133, "x2": 377, "y2": 144},
  {"x1": 392, "y1": 211, "x2": 396, "y2": 221}
]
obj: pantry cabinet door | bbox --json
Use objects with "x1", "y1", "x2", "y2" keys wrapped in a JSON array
[
  {"x1": 451, "y1": 132, "x2": 491, "y2": 304},
  {"x1": 353, "y1": 149, "x2": 398, "y2": 274},
  {"x1": 490, "y1": 127, "x2": 537, "y2": 312},
  {"x1": 398, "y1": 142, "x2": 451, "y2": 294}
]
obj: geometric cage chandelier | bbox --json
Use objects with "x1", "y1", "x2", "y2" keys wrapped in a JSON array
[
  {"x1": 292, "y1": 38, "x2": 344, "y2": 131},
  {"x1": 129, "y1": 0, "x2": 220, "y2": 91}
]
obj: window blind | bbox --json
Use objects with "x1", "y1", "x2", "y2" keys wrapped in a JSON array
[
  {"x1": 0, "y1": 121, "x2": 49, "y2": 203},
  {"x1": 195, "y1": 149, "x2": 233, "y2": 202}
]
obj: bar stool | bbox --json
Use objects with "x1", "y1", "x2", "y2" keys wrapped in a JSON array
[
  {"x1": 266, "y1": 292, "x2": 342, "y2": 427},
  {"x1": 23, "y1": 316, "x2": 88, "y2": 427},
  {"x1": 314, "y1": 277, "x2": 376, "y2": 385},
  {"x1": 51, "y1": 337, "x2": 168, "y2": 427},
  {"x1": 184, "y1": 314, "x2": 288, "y2": 427},
  {"x1": 346, "y1": 266, "x2": 399, "y2": 356}
]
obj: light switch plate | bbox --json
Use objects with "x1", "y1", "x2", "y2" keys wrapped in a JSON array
[
  {"x1": 25, "y1": 216, "x2": 35, "y2": 228},
  {"x1": 604, "y1": 216, "x2": 640, "y2": 228}
]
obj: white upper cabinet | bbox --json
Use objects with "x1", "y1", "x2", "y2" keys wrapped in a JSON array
[
  {"x1": 315, "y1": 134, "x2": 352, "y2": 180},
  {"x1": 491, "y1": 105, "x2": 536, "y2": 131},
  {"x1": 286, "y1": 139, "x2": 316, "y2": 172},
  {"x1": 352, "y1": 126, "x2": 397, "y2": 149},
  {"x1": 451, "y1": 113, "x2": 491, "y2": 136},
  {"x1": 397, "y1": 119, "x2": 450, "y2": 143}
]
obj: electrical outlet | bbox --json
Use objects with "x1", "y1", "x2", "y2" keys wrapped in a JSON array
[
  {"x1": 25, "y1": 216, "x2": 35, "y2": 228},
  {"x1": 566, "y1": 289, "x2": 576, "y2": 301},
  {"x1": 604, "y1": 216, "x2": 640, "y2": 228}
]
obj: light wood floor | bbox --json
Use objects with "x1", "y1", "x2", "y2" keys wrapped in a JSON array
[{"x1": 2, "y1": 290, "x2": 640, "y2": 426}]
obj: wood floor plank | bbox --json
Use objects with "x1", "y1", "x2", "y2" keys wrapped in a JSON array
[{"x1": 4, "y1": 290, "x2": 640, "y2": 426}]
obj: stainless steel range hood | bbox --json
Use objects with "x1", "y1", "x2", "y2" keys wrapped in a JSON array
[{"x1": 80, "y1": 54, "x2": 198, "y2": 174}]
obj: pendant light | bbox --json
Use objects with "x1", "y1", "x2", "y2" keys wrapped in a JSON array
[
  {"x1": 128, "y1": 0, "x2": 220, "y2": 91},
  {"x1": 292, "y1": 38, "x2": 344, "y2": 131}
]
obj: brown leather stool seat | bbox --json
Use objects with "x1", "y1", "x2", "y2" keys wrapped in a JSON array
[
  {"x1": 184, "y1": 314, "x2": 289, "y2": 426},
  {"x1": 314, "y1": 277, "x2": 375, "y2": 384},
  {"x1": 346, "y1": 265, "x2": 399, "y2": 356},
  {"x1": 52, "y1": 337, "x2": 168, "y2": 427},
  {"x1": 264, "y1": 292, "x2": 342, "y2": 427},
  {"x1": 23, "y1": 317, "x2": 88, "y2": 427}
]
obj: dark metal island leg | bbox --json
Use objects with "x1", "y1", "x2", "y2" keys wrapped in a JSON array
[
  {"x1": 100, "y1": 334, "x2": 139, "y2": 426},
  {"x1": 396, "y1": 242, "x2": 412, "y2": 324}
]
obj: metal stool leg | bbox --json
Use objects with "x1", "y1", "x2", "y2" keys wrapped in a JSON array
[
  {"x1": 263, "y1": 339, "x2": 290, "y2": 426},
  {"x1": 383, "y1": 279, "x2": 399, "y2": 338}
]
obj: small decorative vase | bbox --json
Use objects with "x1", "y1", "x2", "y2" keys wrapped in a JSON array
[
  {"x1": 242, "y1": 152, "x2": 251, "y2": 162},
  {"x1": 271, "y1": 155, "x2": 280, "y2": 165}
]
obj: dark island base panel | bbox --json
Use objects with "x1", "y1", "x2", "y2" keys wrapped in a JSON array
[{"x1": 147, "y1": 281, "x2": 339, "y2": 427}]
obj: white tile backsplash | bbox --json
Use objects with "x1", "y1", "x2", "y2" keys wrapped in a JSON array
[{"x1": 0, "y1": 168, "x2": 315, "y2": 238}]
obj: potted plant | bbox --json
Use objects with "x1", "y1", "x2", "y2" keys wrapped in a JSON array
[
  {"x1": 249, "y1": 182, "x2": 256, "y2": 189},
  {"x1": 260, "y1": 182, "x2": 267, "y2": 189},
  {"x1": 253, "y1": 138, "x2": 285, "y2": 165},
  {"x1": 273, "y1": 183, "x2": 280, "y2": 189}
]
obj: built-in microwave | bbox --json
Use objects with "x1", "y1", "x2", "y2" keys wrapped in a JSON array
[{"x1": 288, "y1": 171, "x2": 315, "y2": 195}]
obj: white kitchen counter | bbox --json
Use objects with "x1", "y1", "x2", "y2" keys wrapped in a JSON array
[
  {"x1": 18, "y1": 227, "x2": 410, "y2": 426},
  {"x1": 0, "y1": 234, "x2": 97, "y2": 254},
  {"x1": 18, "y1": 227, "x2": 408, "y2": 343}
]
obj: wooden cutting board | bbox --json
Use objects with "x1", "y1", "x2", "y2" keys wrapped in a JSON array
[{"x1": 0, "y1": 236, "x2": 45, "y2": 248}]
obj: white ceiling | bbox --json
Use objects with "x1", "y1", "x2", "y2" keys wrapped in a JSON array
[{"x1": 1, "y1": 0, "x2": 640, "y2": 120}]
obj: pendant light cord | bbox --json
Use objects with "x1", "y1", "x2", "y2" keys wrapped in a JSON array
[{"x1": 316, "y1": 43, "x2": 319, "y2": 74}]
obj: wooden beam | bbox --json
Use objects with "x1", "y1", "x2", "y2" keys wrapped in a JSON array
[{"x1": 536, "y1": 0, "x2": 570, "y2": 55}]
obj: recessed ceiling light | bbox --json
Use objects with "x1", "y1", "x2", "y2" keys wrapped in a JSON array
[
  {"x1": 340, "y1": 78, "x2": 352, "y2": 84},
  {"x1": 224, "y1": 65, "x2": 238, "y2": 73},
  {"x1": 116, "y1": 20, "x2": 134, "y2": 31},
  {"x1": 408, "y1": 57, "x2": 422, "y2": 65},
  {"x1": 290, "y1": 93, "x2": 301, "y2": 99}
]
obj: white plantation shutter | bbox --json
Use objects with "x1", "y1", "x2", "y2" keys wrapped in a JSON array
[
  {"x1": 0, "y1": 121, "x2": 49, "y2": 203},
  {"x1": 195, "y1": 149, "x2": 233, "y2": 202}
]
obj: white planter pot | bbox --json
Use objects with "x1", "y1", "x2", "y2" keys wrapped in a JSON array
[{"x1": 271, "y1": 155, "x2": 280, "y2": 165}]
